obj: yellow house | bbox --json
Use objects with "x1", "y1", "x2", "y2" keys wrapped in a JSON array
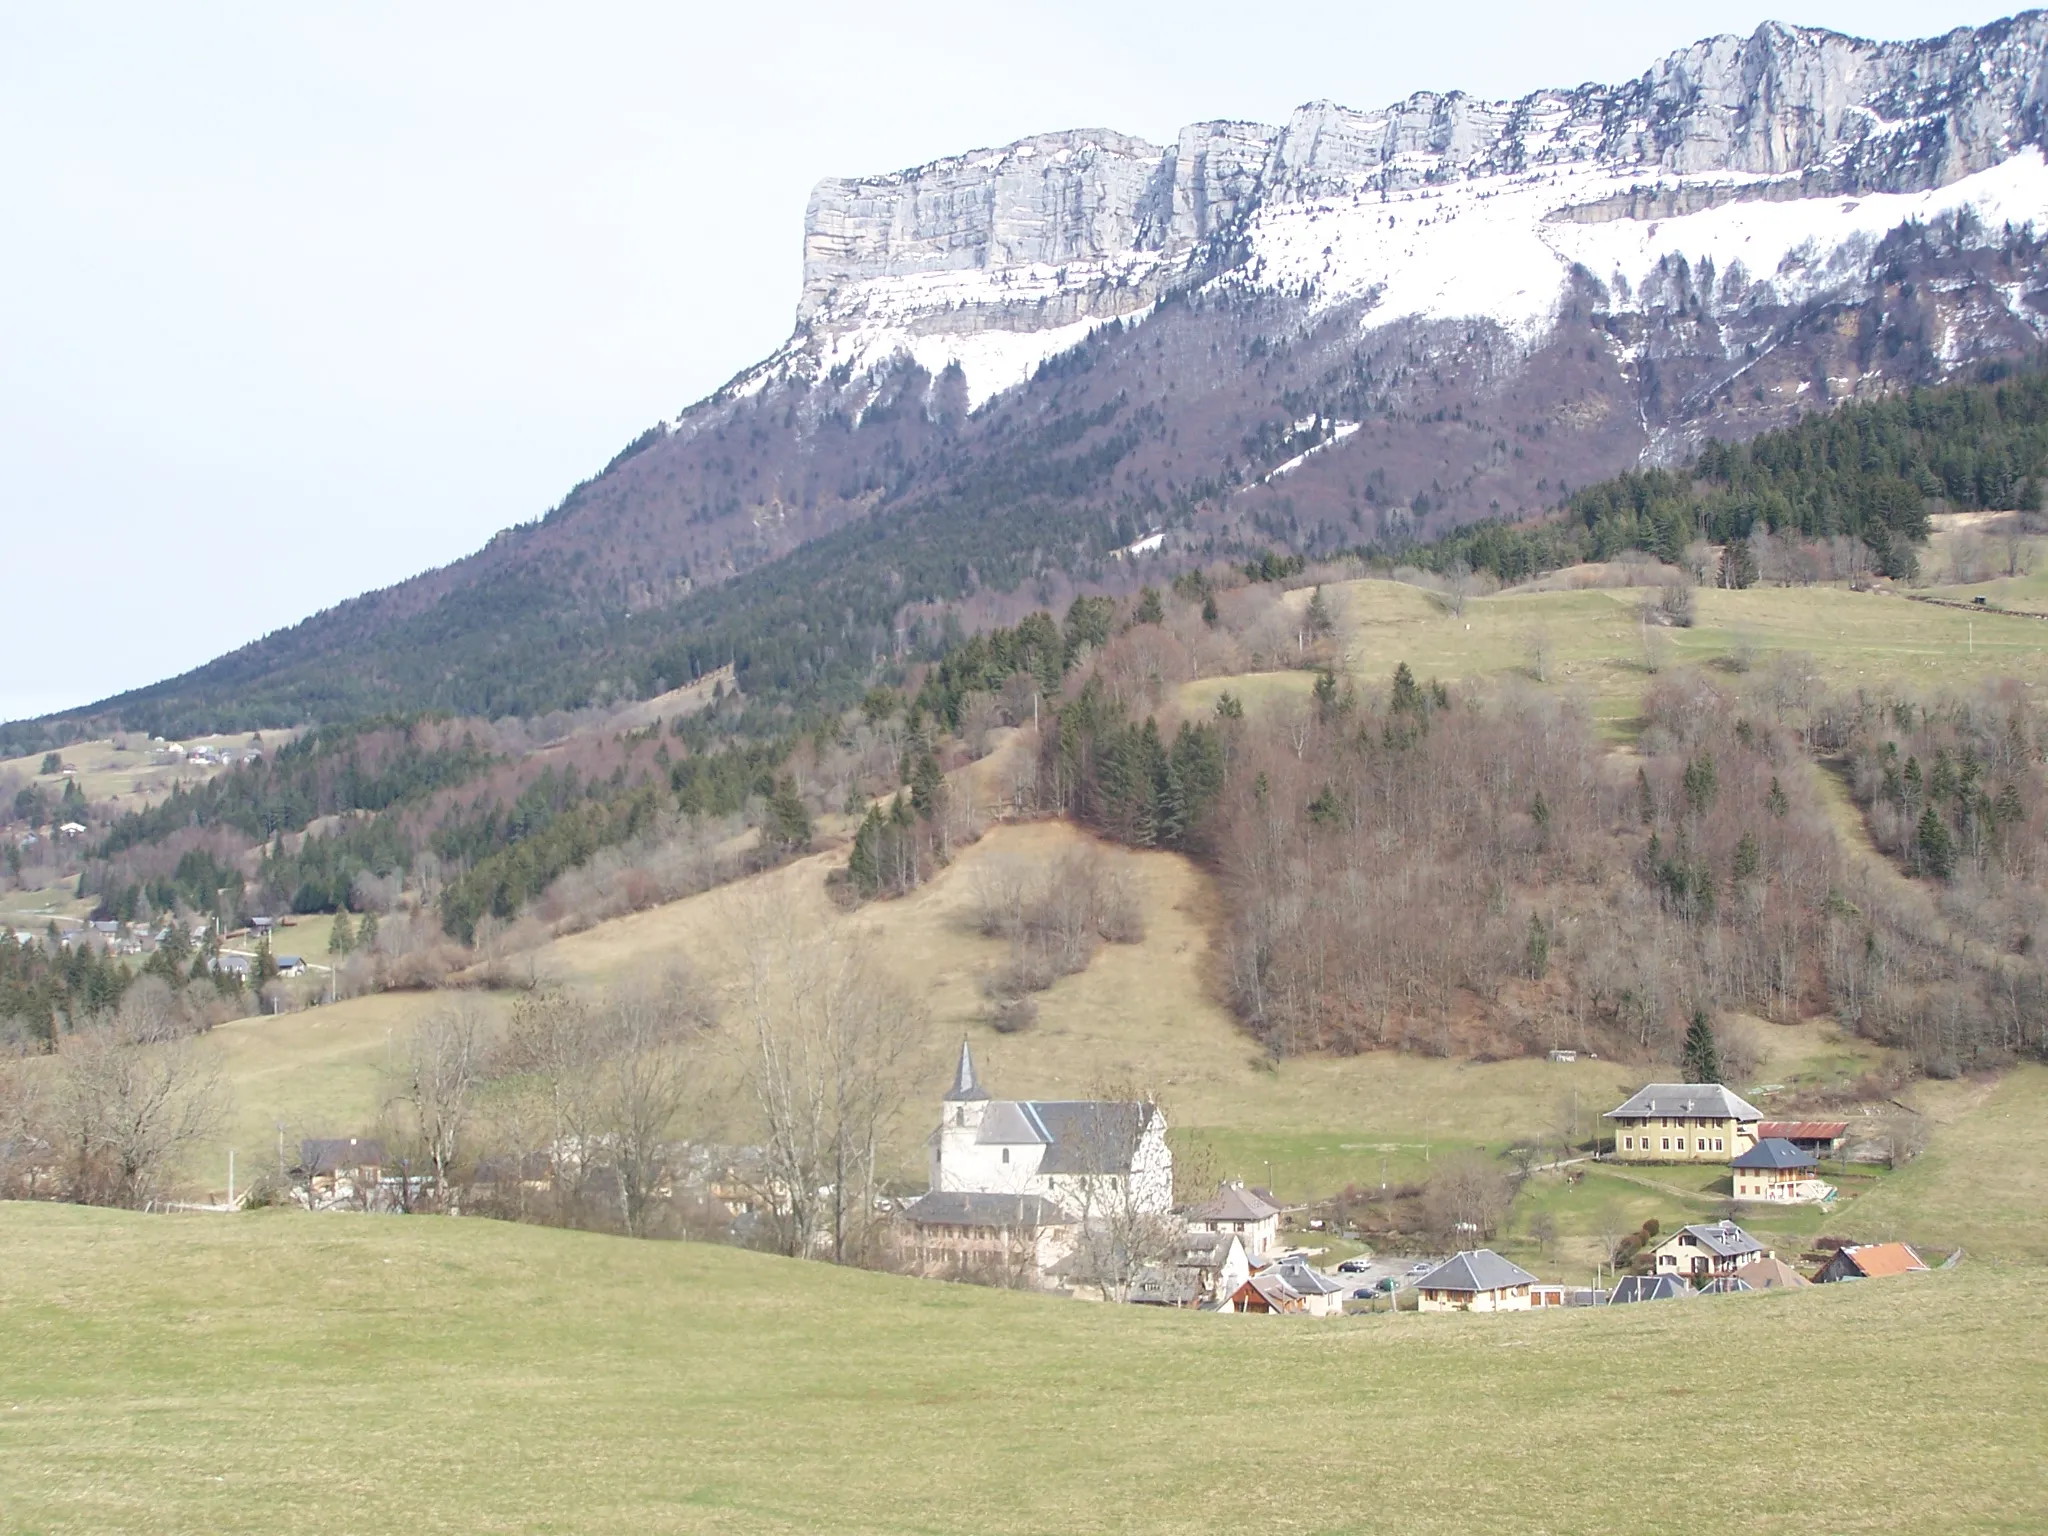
[{"x1": 1604, "y1": 1083, "x2": 1763, "y2": 1163}]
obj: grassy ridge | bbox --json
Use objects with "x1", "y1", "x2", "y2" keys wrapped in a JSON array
[{"x1": 2, "y1": 1202, "x2": 2043, "y2": 1535}]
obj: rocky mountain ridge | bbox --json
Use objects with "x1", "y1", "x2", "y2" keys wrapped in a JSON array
[{"x1": 781, "y1": 13, "x2": 2048, "y2": 397}]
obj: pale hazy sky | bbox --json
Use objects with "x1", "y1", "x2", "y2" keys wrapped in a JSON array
[{"x1": 0, "y1": 0, "x2": 2014, "y2": 722}]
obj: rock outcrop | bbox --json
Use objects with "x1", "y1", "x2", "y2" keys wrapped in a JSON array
[{"x1": 795, "y1": 14, "x2": 2048, "y2": 353}]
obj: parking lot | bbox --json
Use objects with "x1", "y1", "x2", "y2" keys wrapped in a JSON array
[{"x1": 1323, "y1": 1253, "x2": 1444, "y2": 1301}]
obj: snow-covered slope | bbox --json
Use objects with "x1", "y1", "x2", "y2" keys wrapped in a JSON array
[
  {"x1": 743, "y1": 14, "x2": 2048, "y2": 408},
  {"x1": 1239, "y1": 149, "x2": 2048, "y2": 348}
]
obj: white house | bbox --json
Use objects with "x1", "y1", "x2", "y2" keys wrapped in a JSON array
[
  {"x1": 926, "y1": 1042, "x2": 1173, "y2": 1219},
  {"x1": 1653, "y1": 1221, "x2": 1769, "y2": 1281},
  {"x1": 1185, "y1": 1181, "x2": 1283, "y2": 1259},
  {"x1": 1127, "y1": 1230, "x2": 1251, "y2": 1308}
]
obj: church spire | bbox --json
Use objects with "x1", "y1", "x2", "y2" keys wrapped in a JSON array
[{"x1": 943, "y1": 1038, "x2": 990, "y2": 1101}]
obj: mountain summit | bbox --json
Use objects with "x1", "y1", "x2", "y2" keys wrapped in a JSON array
[{"x1": 22, "y1": 15, "x2": 2048, "y2": 742}]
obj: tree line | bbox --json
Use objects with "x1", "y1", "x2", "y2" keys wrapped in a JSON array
[{"x1": 1407, "y1": 360, "x2": 2048, "y2": 584}]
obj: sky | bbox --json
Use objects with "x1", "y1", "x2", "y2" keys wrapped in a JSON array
[{"x1": 0, "y1": 0, "x2": 2018, "y2": 723}]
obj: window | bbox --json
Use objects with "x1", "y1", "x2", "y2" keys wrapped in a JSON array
[
  {"x1": 1623, "y1": 1136, "x2": 1634, "y2": 1150},
  {"x1": 954, "y1": 1107, "x2": 964, "y2": 1127},
  {"x1": 1715, "y1": 1138, "x2": 1725, "y2": 1152},
  {"x1": 1661, "y1": 1137, "x2": 1671, "y2": 1151},
  {"x1": 1001, "y1": 1148, "x2": 1010, "y2": 1164},
  {"x1": 1676, "y1": 1138, "x2": 1687, "y2": 1151}
]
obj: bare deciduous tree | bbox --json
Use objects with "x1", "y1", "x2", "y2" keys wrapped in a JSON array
[
  {"x1": 1420, "y1": 1151, "x2": 1514, "y2": 1244},
  {"x1": 49, "y1": 1023, "x2": 228, "y2": 1208},
  {"x1": 499, "y1": 988, "x2": 604, "y2": 1220},
  {"x1": 1050, "y1": 1080, "x2": 1182, "y2": 1304},
  {"x1": 596, "y1": 973, "x2": 709, "y2": 1237},
  {"x1": 736, "y1": 908, "x2": 926, "y2": 1263},
  {"x1": 391, "y1": 1004, "x2": 484, "y2": 1206}
]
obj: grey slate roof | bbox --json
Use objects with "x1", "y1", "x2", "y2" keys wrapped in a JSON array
[
  {"x1": 1127, "y1": 1264, "x2": 1203, "y2": 1306},
  {"x1": 1417, "y1": 1249, "x2": 1540, "y2": 1293},
  {"x1": 976, "y1": 1099, "x2": 1155, "y2": 1174},
  {"x1": 1242, "y1": 1272, "x2": 1304, "y2": 1307},
  {"x1": 1609, "y1": 1274, "x2": 1692, "y2": 1303},
  {"x1": 1174, "y1": 1232, "x2": 1242, "y2": 1267},
  {"x1": 1605, "y1": 1083, "x2": 1764, "y2": 1121},
  {"x1": 943, "y1": 1040, "x2": 991, "y2": 1102},
  {"x1": 1730, "y1": 1137, "x2": 1818, "y2": 1170},
  {"x1": 902, "y1": 1191, "x2": 1072, "y2": 1228},
  {"x1": 1273, "y1": 1260, "x2": 1347, "y2": 1297},
  {"x1": 1697, "y1": 1276, "x2": 1754, "y2": 1295},
  {"x1": 1188, "y1": 1182, "x2": 1282, "y2": 1223},
  {"x1": 1670, "y1": 1221, "x2": 1764, "y2": 1259}
]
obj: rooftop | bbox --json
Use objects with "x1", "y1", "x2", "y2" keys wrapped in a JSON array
[
  {"x1": 1836, "y1": 1242, "x2": 1929, "y2": 1278},
  {"x1": 1669, "y1": 1221, "x2": 1764, "y2": 1259},
  {"x1": 1606, "y1": 1083, "x2": 1764, "y2": 1122},
  {"x1": 1731, "y1": 1137, "x2": 1819, "y2": 1171},
  {"x1": 1417, "y1": 1249, "x2": 1540, "y2": 1294},
  {"x1": 1757, "y1": 1120, "x2": 1850, "y2": 1140},
  {"x1": 943, "y1": 1040, "x2": 991, "y2": 1103},
  {"x1": 902, "y1": 1191, "x2": 1072, "y2": 1229},
  {"x1": 1187, "y1": 1182, "x2": 1282, "y2": 1223},
  {"x1": 974, "y1": 1099, "x2": 1156, "y2": 1174},
  {"x1": 1610, "y1": 1274, "x2": 1691, "y2": 1304},
  {"x1": 1743, "y1": 1256, "x2": 1811, "y2": 1290},
  {"x1": 1272, "y1": 1260, "x2": 1347, "y2": 1297}
]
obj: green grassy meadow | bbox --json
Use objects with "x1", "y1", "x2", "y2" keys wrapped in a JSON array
[
  {"x1": 1847, "y1": 1065, "x2": 2048, "y2": 1264},
  {"x1": 3, "y1": 1201, "x2": 2045, "y2": 1536}
]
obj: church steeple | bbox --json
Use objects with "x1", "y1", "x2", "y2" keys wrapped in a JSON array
[{"x1": 943, "y1": 1039, "x2": 990, "y2": 1102}]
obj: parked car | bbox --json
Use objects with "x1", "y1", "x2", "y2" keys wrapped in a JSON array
[
  {"x1": 1376, "y1": 1276, "x2": 1402, "y2": 1292},
  {"x1": 1352, "y1": 1287, "x2": 1378, "y2": 1299},
  {"x1": 1408, "y1": 1261, "x2": 1434, "y2": 1274},
  {"x1": 1336, "y1": 1258, "x2": 1370, "y2": 1274}
]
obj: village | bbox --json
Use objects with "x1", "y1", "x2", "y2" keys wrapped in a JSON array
[{"x1": 281, "y1": 1042, "x2": 1944, "y2": 1317}]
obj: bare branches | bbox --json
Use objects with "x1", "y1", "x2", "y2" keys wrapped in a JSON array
[
  {"x1": 597, "y1": 975, "x2": 709, "y2": 1237},
  {"x1": 390, "y1": 1004, "x2": 484, "y2": 1205},
  {"x1": 734, "y1": 905, "x2": 927, "y2": 1263},
  {"x1": 1046, "y1": 1078, "x2": 1179, "y2": 1303},
  {"x1": 31, "y1": 1025, "x2": 229, "y2": 1208}
]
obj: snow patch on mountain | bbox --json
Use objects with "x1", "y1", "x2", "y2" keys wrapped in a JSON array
[
  {"x1": 1230, "y1": 150, "x2": 2048, "y2": 346},
  {"x1": 829, "y1": 314, "x2": 1115, "y2": 411},
  {"x1": 1553, "y1": 149, "x2": 2048, "y2": 316}
]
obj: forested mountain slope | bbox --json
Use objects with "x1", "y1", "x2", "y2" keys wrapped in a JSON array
[{"x1": 16, "y1": 14, "x2": 2048, "y2": 746}]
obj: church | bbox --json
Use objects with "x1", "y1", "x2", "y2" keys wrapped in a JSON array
[
  {"x1": 900, "y1": 1043, "x2": 1173, "y2": 1283},
  {"x1": 925, "y1": 1041, "x2": 1173, "y2": 1216}
]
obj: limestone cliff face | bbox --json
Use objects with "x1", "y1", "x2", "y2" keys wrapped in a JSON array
[{"x1": 796, "y1": 13, "x2": 2048, "y2": 344}]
